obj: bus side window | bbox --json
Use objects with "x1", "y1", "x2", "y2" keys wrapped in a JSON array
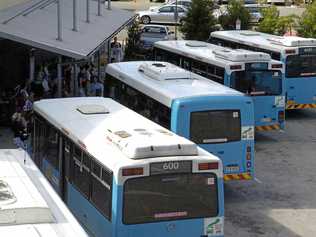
[
  {"x1": 33, "y1": 115, "x2": 46, "y2": 167},
  {"x1": 46, "y1": 124, "x2": 59, "y2": 171},
  {"x1": 71, "y1": 146, "x2": 90, "y2": 198},
  {"x1": 91, "y1": 159, "x2": 113, "y2": 220},
  {"x1": 206, "y1": 65, "x2": 224, "y2": 84},
  {"x1": 63, "y1": 138, "x2": 72, "y2": 181}
]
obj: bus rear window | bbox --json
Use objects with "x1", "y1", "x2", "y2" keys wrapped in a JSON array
[
  {"x1": 286, "y1": 54, "x2": 316, "y2": 78},
  {"x1": 190, "y1": 110, "x2": 241, "y2": 144},
  {"x1": 123, "y1": 173, "x2": 218, "y2": 224}
]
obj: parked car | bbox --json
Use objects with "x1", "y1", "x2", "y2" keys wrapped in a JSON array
[
  {"x1": 245, "y1": 4, "x2": 268, "y2": 23},
  {"x1": 213, "y1": 4, "x2": 266, "y2": 23},
  {"x1": 139, "y1": 25, "x2": 175, "y2": 49},
  {"x1": 137, "y1": 5, "x2": 188, "y2": 24},
  {"x1": 149, "y1": 0, "x2": 192, "y2": 11}
]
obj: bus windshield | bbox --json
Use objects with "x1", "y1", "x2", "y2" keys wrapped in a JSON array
[
  {"x1": 286, "y1": 54, "x2": 316, "y2": 78},
  {"x1": 123, "y1": 173, "x2": 218, "y2": 224},
  {"x1": 190, "y1": 110, "x2": 241, "y2": 144},
  {"x1": 231, "y1": 69, "x2": 282, "y2": 96}
]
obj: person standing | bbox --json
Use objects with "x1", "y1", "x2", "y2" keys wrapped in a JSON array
[{"x1": 110, "y1": 37, "x2": 123, "y2": 63}]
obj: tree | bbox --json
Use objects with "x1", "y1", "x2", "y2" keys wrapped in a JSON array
[
  {"x1": 124, "y1": 19, "x2": 142, "y2": 60},
  {"x1": 219, "y1": 0, "x2": 251, "y2": 30},
  {"x1": 297, "y1": 1, "x2": 316, "y2": 38},
  {"x1": 257, "y1": 5, "x2": 279, "y2": 34},
  {"x1": 276, "y1": 15, "x2": 298, "y2": 35},
  {"x1": 180, "y1": 0, "x2": 218, "y2": 41}
]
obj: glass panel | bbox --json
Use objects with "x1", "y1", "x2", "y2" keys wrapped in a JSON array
[
  {"x1": 91, "y1": 175, "x2": 112, "y2": 220},
  {"x1": 123, "y1": 173, "x2": 218, "y2": 224},
  {"x1": 231, "y1": 64, "x2": 282, "y2": 96},
  {"x1": 190, "y1": 110, "x2": 241, "y2": 144},
  {"x1": 72, "y1": 159, "x2": 90, "y2": 198},
  {"x1": 46, "y1": 125, "x2": 59, "y2": 170},
  {"x1": 286, "y1": 54, "x2": 316, "y2": 78}
]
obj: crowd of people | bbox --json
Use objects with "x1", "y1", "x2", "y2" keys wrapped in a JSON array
[{"x1": 8, "y1": 37, "x2": 123, "y2": 150}]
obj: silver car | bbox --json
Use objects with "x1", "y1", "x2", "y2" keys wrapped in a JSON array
[
  {"x1": 140, "y1": 25, "x2": 174, "y2": 49},
  {"x1": 149, "y1": 0, "x2": 192, "y2": 11},
  {"x1": 137, "y1": 5, "x2": 187, "y2": 25}
]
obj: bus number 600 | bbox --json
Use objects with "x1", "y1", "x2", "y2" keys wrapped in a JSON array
[{"x1": 163, "y1": 162, "x2": 179, "y2": 171}]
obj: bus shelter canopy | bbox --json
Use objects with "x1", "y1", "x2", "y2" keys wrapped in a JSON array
[{"x1": 0, "y1": 0, "x2": 135, "y2": 59}]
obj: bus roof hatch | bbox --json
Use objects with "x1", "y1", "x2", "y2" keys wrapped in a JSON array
[
  {"x1": 138, "y1": 62, "x2": 192, "y2": 81},
  {"x1": 106, "y1": 128, "x2": 198, "y2": 159},
  {"x1": 213, "y1": 48, "x2": 271, "y2": 62}
]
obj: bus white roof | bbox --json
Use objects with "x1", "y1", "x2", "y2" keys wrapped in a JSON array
[
  {"x1": 33, "y1": 98, "x2": 220, "y2": 172},
  {"x1": 106, "y1": 61, "x2": 246, "y2": 108},
  {"x1": 154, "y1": 40, "x2": 272, "y2": 66},
  {"x1": 210, "y1": 30, "x2": 316, "y2": 53},
  {"x1": 0, "y1": 149, "x2": 89, "y2": 237}
]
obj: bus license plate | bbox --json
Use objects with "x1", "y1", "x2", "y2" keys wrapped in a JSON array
[
  {"x1": 225, "y1": 165, "x2": 239, "y2": 173},
  {"x1": 150, "y1": 161, "x2": 192, "y2": 175}
]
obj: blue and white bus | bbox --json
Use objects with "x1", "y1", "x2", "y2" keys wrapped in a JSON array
[
  {"x1": 154, "y1": 40, "x2": 285, "y2": 132},
  {"x1": 209, "y1": 30, "x2": 316, "y2": 110},
  {"x1": 32, "y1": 97, "x2": 225, "y2": 237},
  {"x1": 105, "y1": 61, "x2": 255, "y2": 181},
  {"x1": 0, "y1": 149, "x2": 89, "y2": 237}
]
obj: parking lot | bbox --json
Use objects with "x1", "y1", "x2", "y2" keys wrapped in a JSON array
[{"x1": 225, "y1": 109, "x2": 316, "y2": 237}]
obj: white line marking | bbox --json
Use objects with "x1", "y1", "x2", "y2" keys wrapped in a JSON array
[{"x1": 255, "y1": 177, "x2": 263, "y2": 184}]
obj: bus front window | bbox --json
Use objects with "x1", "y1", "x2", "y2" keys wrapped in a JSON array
[
  {"x1": 123, "y1": 173, "x2": 218, "y2": 224},
  {"x1": 231, "y1": 69, "x2": 282, "y2": 96}
]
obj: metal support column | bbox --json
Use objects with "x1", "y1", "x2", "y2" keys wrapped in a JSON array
[
  {"x1": 57, "y1": 0, "x2": 62, "y2": 41},
  {"x1": 73, "y1": 0, "x2": 78, "y2": 31},
  {"x1": 57, "y1": 56, "x2": 62, "y2": 97},
  {"x1": 108, "y1": 0, "x2": 111, "y2": 10},
  {"x1": 29, "y1": 50, "x2": 35, "y2": 82},
  {"x1": 98, "y1": 0, "x2": 101, "y2": 16},
  {"x1": 86, "y1": 0, "x2": 90, "y2": 23},
  {"x1": 97, "y1": 50, "x2": 101, "y2": 81},
  {"x1": 73, "y1": 63, "x2": 78, "y2": 96}
]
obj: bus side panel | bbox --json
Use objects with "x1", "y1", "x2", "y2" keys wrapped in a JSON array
[
  {"x1": 171, "y1": 97, "x2": 255, "y2": 180},
  {"x1": 285, "y1": 76, "x2": 316, "y2": 106},
  {"x1": 115, "y1": 184, "x2": 224, "y2": 237},
  {"x1": 252, "y1": 95, "x2": 285, "y2": 129},
  {"x1": 67, "y1": 183, "x2": 113, "y2": 237}
]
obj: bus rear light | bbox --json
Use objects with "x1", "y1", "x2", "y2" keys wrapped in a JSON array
[
  {"x1": 285, "y1": 49, "x2": 296, "y2": 54},
  {"x1": 198, "y1": 162, "x2": 218, "y2": 170},
  {"x1": 271, "y1": 64, "x2": 283, "y2": 69},
  {"x1": 122, "y1": 167, "x2": 144, "y2": 176},
  {"x1": 246, "y1": 146, "x2": 251, "y2": 160},
  {"x1": 246, "y1": 146, "x2": 251, "y2": 152},
  {"x1": 230, "y1": 65, "x2": 242, "y2": 70},
  {"x1": 278, "y1": 111, "x2": 285, "y2": 122}
]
